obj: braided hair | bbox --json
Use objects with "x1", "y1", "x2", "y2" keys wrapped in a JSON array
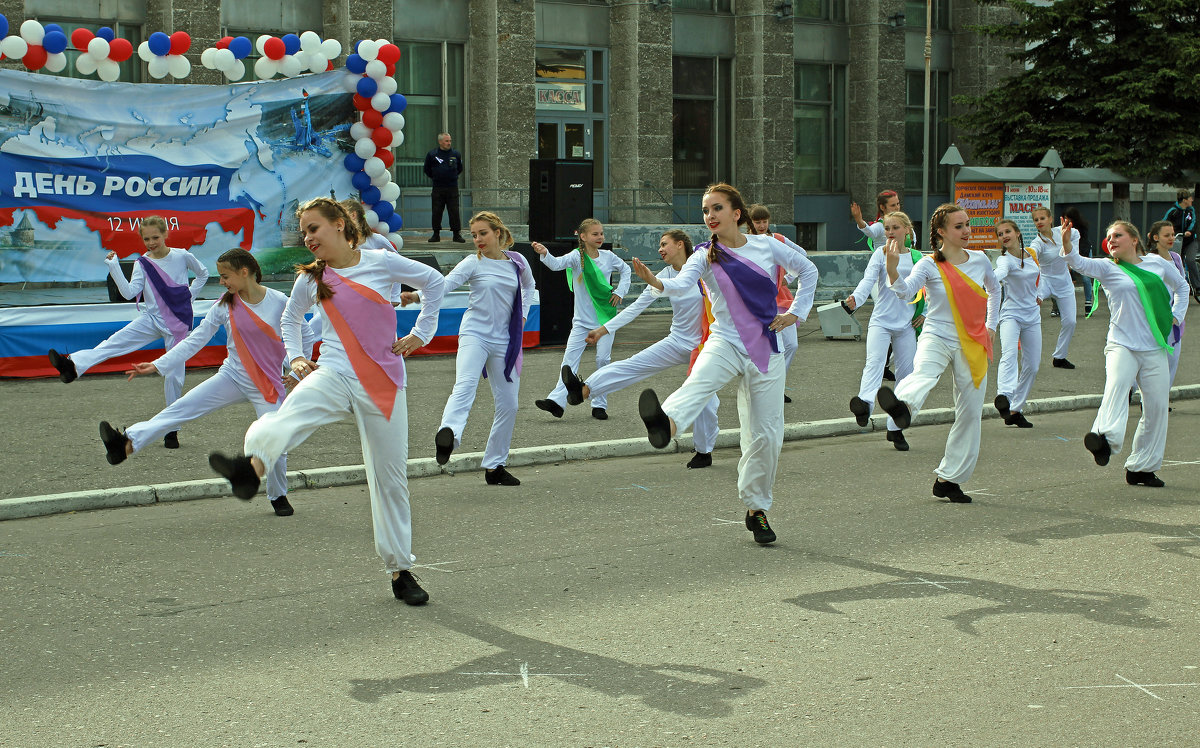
[{"x1": 927, "y1": 203, "x2": 965, "y2": 263}]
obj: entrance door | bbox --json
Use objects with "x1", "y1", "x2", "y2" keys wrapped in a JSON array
[{"x1": 537, "y1": 120, "x2": 591, "y2": 160}]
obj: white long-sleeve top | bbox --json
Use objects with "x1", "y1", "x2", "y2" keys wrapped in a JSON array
[
  {"x1": 604, "y1": 265, "x2": 703, "y2": 347},
  {"x1": 1029, "y1": 228, "x2": 1080, "y2": 281},
  {"x1": 1065, "y1": 252, "x2": 1188, "y2": 352},
  {"x1": 153, "y1": 289, "x2": 315, "y2": 385},
  {"x1": 105, "y1": 247, "x2": 209, "y2": 322},
  {"x1": 539, "y1": 248, "x2": 631, "y2": 328},
  {"x1": 360, "y1": 232, "x2": 395, "y2": 251},
  {"x1": 888, "y1": 252, "x2": 1000, "y2": 345},
  {"x1": 282, "y1": 249, "x2": 445, "y2": 380},
  {"x1": 850, "y1": 249, "x2": 922, "y2": 331},
  {"x1": 439, "y1": 253, "x2": 536, "y2": 346},
  {"x1": 658, "y1": 234, "x2": 818, "y2": 357},
  {"x1": 995, "y1": 249, "x2": 1045, "y2": 323}
]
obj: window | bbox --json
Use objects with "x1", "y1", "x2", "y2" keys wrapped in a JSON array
[
  {"x1": 904, "y1": 0, "x2": 950, "y2": 31},
  {"x1": 393, "y1": 42, "x2": 465, "y2": 188},
  {"x1": 37, "y1": 20, "x2": 143, "y2": 83},
  {"x1": 793, "y1": 63, "x2": 846, "y2": 192},
  {"x1": 672, "y1": 56, "x2": 732, "y2": 189},
  {"x1": 795, "y1": 0, "x2": 847, "y2": 22},
  {"x1": 673, "y1": 0, "x2": 733, "y2": 12},
  {"x1": 535, "y1": 46, "x2": 608, "y2": 188},
  {"x1": 905, "y1": 70, "x2": 951, "y2": 192}
]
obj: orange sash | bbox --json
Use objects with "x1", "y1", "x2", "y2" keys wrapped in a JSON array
[{"x1": 936, "y1": 260, "x2": 993, "y2": 388}]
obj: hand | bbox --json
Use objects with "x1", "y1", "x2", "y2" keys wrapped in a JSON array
[
  {"x1": 631, "y1": 258, "x2": 663, "y2": 289},
  {"x1": 769, "y1": 313, "x2": 798, "y2": 332},
  {"x1": 392, "y1": 333, "x2": 423, "y2": 357},
  {"x1": 1036, "y1": 297, "x2": 1043, "y2": 306},
  {"x1": 609, "y1": 293, "x2": 621, "y2": 307},
  {"x1": 125, "y1": 361, "x2": 158, "y2": 380},
  {"x1": 290, "y1": 356, "x2": 318, "y2": 379},
  {"x1": 531, "y1": 242, "x2": 548, "y2": 256},
  {"x1": 282, "y1": 374, "x2": 299, "y2": 392},
  {"x1": 585, "y1": 326, "x2": 609, "y2": 344},
  {"x1": 398, "y1": 291, "x2": 419, "y2": 307},
  {"x1": 105, "y1": 250, "x2": 117, "y2": 261},
  {"x1": 850, "y1": 202, "x2": 864, "y2": 226},
  {"x1": 883, "y1": 236, "x2": 901, "y2": 281},
  {"x1": 987, "y1": 328, "x2": 996, "y2": 346},
  {"x1": 844, "y1": 295, "x2": 857, "y2": 311},
  {"x1": 912, "y1": 315, "x2": 925, "y2": 329},
  {"x1": 1059, "y1": 216, "x2": 1074, "y2": 255}
]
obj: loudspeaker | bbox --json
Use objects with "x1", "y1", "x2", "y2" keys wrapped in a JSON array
[
  {"x1": 513, "y1": 241, "x2": 575, "y2": 345},
  {"x1": 400, "y1": 253, "x2": 441, "y2": 293},
  {"x1": 528, "y1": 159, "x2": 594, "y2": 242},
  {"x1": 106, "y1": 260, "x2": 136, "y2": 302},
  {"x1": 816, "y1": 301, "x2": 862, "y2": 340}
]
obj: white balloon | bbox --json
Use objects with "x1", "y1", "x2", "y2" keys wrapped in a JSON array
[
  {"x1": 44, "y1": 52, "x2": 67, "y2": 73},
  {"x1": 256, "y1": 35, "x2": 270, "y2": 55},
  {"x1": 365, "y1": 59, "x2": 386, "y2": 80},
  {"x1": 137, "y1": 41, "x2": 152, "y2": 62},
  {"x1": 388, "y1": 233, "x2": 404, "y2": 251},
  {"x1": 370, "y1": 92, "x2": 390, "y2": 112},
  {"x1": 75, "y1": 53, "x2": 98, "y2": 75},
  {"x1": 320, "y1": 39, "x2": 342, "y2": 59},
  {"x1": 363, "y1": 209, "x2": 379, "y2": 227},
  {"x1": 1, "y1": 36, "x2": 28, "y2": 60},
  {"x1": 254, "y1": 56, "x2": 278, "y2": 79},
  {"x1": 380, "y1": 182, "x2": 401, "y2": 202},
  {"x1": 168, "y1": 54, "x2": 190, "y2": 78},
  {"x1": 98, "y1": 59, "x2": 121, "y2": 82},
  {"x1": 354, "y1": 138, "x2": 376, "y2": 159},
  {"x1": 200, "y1": 47, "x2": 217, "y2": 69},
  {"x1": 390, "y1": 130, "x2": 405, "y2": 148},
  {"x1": 225, "y1": 60, "x2": 246, "y2": 81},
  {"x1": 382, "y1": 112, "x2": 405, "y2": 131},
  {"x1": 300, "y1": 31, "x2": 321, "y2": 52},
  {"x1": 370, "y1": 170, "x2": 392, "y2": 188},
  {"x1": 19, "y1": 20, "x2": 44, "y2": 45},
  {"x1": 148, "y1": 56, "x2": 169, "y2": 79},
  {"x1": 378, "y1": 76, "x2": 397, "y2": 96},
  {"x1": 350, "y1": 122, "x2": 371, "y2": 141},
  {"x1": 357, "y1": 40, "x2": 379, "y2": 62},
  {"x1": 308, "y1": 54, "x2": 328, "y2": 74},
  {"x1": 364, "y1": 157, "x2": 386, "y2": 178},
  {"x1": 279, "y1": 55, "x2": 302, "y2": 77},
  {"x1": 375, "y1": 38, "x2": 389, "y2": 48},
  {"x1": 213, "y1": 48, "x2": 235, "y2": 71},
  {"x1": 342, "y1": 73, "x2": 360, "y2": 92},
  {"x1": 87, "y1": 38, "x2": 110, "y2": 60}
]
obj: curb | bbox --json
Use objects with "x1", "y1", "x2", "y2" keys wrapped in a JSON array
[{"x1": 5, "y1": 384, "x2": 1198, "y2": 522}]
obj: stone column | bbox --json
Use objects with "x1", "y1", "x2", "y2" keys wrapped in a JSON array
[
  {"x1": 608, "y1": 2, "x2": 672, "y2": 223},
  {"x1": 734, "y1": 0, "x2": 795, "y2": 223},
  {"x1": 468, "y1": 0, "x2": 535, "y2": 225},
  {"x1": 847, "y1": 0, "x2": 905, "y2": 208},
  {"x1": 949, "y1": 0, "x2": 1022, "y2": 165},
  {"x1": 349, "y1": 0, "x2": 392, "y2": 51},
  {"x1": 323, "y1": 0, "x2": 351, "y2": 66}
]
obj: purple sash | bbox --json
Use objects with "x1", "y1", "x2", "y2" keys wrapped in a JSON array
[
  {"x1": 707, "y1": 243, "x2": 779, "y2": 374},
  {"x1": 138, "y1": 255, "x2": 193, "y2": 343},
  {"x1": 501, "y1": 251, "x2": 526, "y2": 381}
]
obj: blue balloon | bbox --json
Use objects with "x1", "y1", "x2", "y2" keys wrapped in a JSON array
[
  {"x1": 355, "y1": 76, "x2": 377, "y2": 98},
  {"x1": 44, "y1": 23, "x2": 62, "y2": 35},
  {"x1": 387, "y1": 214, "x2": 403, "y2": 232},
  {"x1": 373, "y1": 201, "x2": 394, "y2": 221},
  {"x1": 351, "y1": 171, "x2": 372, "y2": 191},
  {"x1": 343, "y1": 153, "x2": 365, "y2": 173},
  {"x1": 97, "y1": 27, "x2": 116, "y2": 42},
  {"x1": 42, "y1": 30, "x2": 68, "y2": 55},
  {"x1": 148, "y1": 31, "x2": 171, "y2": 56},
  {"x1": 229, "y1": 36, "x2": 252, "y2": 59},
  {"x1": 282, "y1": 33, "x2": 301, "y2": 55},
  {"x1": 0, "y1": 15, "x2": 7, "y2": 39},
  {"x1": 388, "y1": 94, "x2": 407, "y2": 113},
  {"x1": 345, "y1": 54, "x2": 366, "y2": 74},
  {"x1": 360, "y1": 186, "x2": 381, "y2": 205}
]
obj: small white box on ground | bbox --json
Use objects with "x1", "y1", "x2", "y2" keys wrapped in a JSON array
[{"x1": 817, "y1": 301, "x2": 862, "y2": 340}]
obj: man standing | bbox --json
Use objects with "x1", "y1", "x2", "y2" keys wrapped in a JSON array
[
  {"x1": 1164, "y1": 189, "x2": 1197, "y2": 300},
  {"x1": 424, "y1": 132, "x2": 465, "y2": 243}
]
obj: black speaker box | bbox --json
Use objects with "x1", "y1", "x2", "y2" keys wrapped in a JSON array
[
  {"x1": 512, "y1": 241, "x2": 577, "y2": 345},
  {"x1": 106, "y1": 260, "x2": 137, "y2": 302},
  {"x1": 528, "y1": 159, "x2": 594, "y2": 242}
]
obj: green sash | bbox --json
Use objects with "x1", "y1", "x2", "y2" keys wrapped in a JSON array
[
  {"x1": 565, "y1": 249, "x2": 618, "y2": 324},
  {"x1": 1115, "y1": 259, "x2": 1173, "y2": 352}
]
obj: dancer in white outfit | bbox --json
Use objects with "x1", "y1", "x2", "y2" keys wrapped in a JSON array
[
  {"x1": 98, "y1": 249, "x2": 314, "y2": 516},
  {"x1": 559, "y1": 230, "x2": 721, "y2": 468},
  {"x1": 208, "y1": 198, "x2": 446, "y2": 605},
  {"x1": 534, "y1": 219, "x2": 631, "y2": 420},
  {"x1": 875, "y1": 203, "x2": 1000, "y2": 503},
  {"x1": 1147, "y1": 221, "x2": 1187, "y2": 387},
  {"x1": 850, "y1": 190, "x2": 902, "y2": 246},
  {"x1": 845, "y1": 210, "x2": 924, "y2": 451},
  {"x1": 1067, "y1": 219, "x2": 1189, "y2": 487},
  {"x1": 749, "y1": 204, "x2": 806, "y2": 402},
  {"x1": 1030, "y1": 206, "x2": 1082, "y2": 369},
  {"x1": 634, "y1": 183, "x2": 818, "y2": 545},
  {"x1": 48, "y1": 216, "x2": 208, "y2": 448},
  {"x1": 409, "y1": 211, "x2": 534, "y2": 486},
  {"x1": 993, "y1": 219, "x2": 1044, "y2": 429}
]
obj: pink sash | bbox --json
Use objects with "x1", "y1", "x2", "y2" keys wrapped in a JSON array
[
  {"x1": 229, "y1": 295, "x2": 287, "y2": 404},
  {"x1": 320, "y1": 266, "x2": 405, "y2": 419}
]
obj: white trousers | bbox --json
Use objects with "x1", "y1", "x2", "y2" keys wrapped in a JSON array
[
  {"x1": 893, "y1": 334, "x2": 986, "y2": 484},
  {"x1": 661, "y1": 336, "x2": 785, "y2": 512},
  {"x1": 125, "y1": 368, "x2": 288, "y2": 498},
  {"x1": 1042, "y1": 269, "x2": 1077, "y2": 359},
  {"x1": 1092, "y1": 343, "x2": 1170, "y2": 472},
  {"x1": 583, "y1": 333, "x2": 719, "y2": 454},
  {"x1": 244, "y1": 366, "x2": 413, "y2": 573},
  {"x1": 856, "y1": 322, "x2": 917, "y2": 431},
  {"x1": 545, "y1": 321, "x2": 616, "y2": 409},
  {"x1": 995, "y1": 315, "x2": 1042, "y2": 413},
  {"x1": 71, "y1": 314, "x2": 184, "y2": 405},
  {"x1": 438, "y1": 336, "x2": 520, "y2": 469},
  {"x1": 1168, "y1": 335, "x2": 1182, "y2": 387},
  {"x1": 778, "y1": 324, "x2": 798, "y2": 371}
]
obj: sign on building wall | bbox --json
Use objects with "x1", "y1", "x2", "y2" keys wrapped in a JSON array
[
  {"x1": 1003, "y1": 183, "x2": 1052, "y2": 248},
  {"x1": 953, "y1": 182, "x2": 1004, "y2": 251},
  {"x1": 0, "y1": 68, "x2": 355, "y2": 283},
  {"x1": 535, "y1": 82, "x2": 586, "y2": 111}
]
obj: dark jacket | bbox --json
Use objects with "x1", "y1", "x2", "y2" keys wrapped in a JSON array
[
  {"x1": 424, "y1": 147, "x2": 463, "y2": 188},
  {"x1": 1163, "y1": 202, "x2": 1196, "y2": 238}
]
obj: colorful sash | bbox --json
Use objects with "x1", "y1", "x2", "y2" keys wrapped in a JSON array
[
  {"x1": 483, "y1": 251, "x2": 526, "y2": 382},
  {"x1": 1115, "y1": 259, "x2": 1174, "y2": 353},
  {"x1": 137, "y1": 255, "x2": 193, "y2": 344},
  {"x1": 708, "y1": 243, "x2": 780, "y2": 374},
  {"x1": 229, "y1": 295, "x2": 287, "y2": 404},
  {"x1": 936, "y1": 260, "x2": 993, "y2": 388},
  {"x1": 688, "y1": 279, "x2": 715, "y2": 374},
  {"x1": 771, "y1": 234, "x2": 796, "y2": 313},
  {"x1": 319, "y1": 266, "x2": 405, "y2": 419},
  {"x1": 565, "y1": 249, "x2": 618, "y2": 324}
]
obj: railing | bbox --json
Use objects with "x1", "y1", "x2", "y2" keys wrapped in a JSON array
[{"x1": 395, "y1": 187, "x2": 697, "y2": 227}]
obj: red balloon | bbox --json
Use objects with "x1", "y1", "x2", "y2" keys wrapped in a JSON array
[
  {"x1": 263, "y1": 36, "x2": 285, "y2": 61},
  {"x1": 362, "y1": 110, "x2": 383, "y2": 129},
  {"x1": 23, "y1": 45, "x2": 47, "y2": 71},
  {"x1": 375, "y1": 149, "x2": 394, "y2": 168},
  {"x1": 108, "y1": 38, "x2": 133, "y2": 62},
  {"x1": 71, "y1": 28, "x2": 94, "y2": 51},
  {"x1": 352, "y1": 94, "x2": 371, "y2": 112},
  {"x1": 169, "y1": 31, "x2": 191, "y2": 55},
  {"x1": 385, "y1": 63, "x2": 395, "y2": 77},
  {"x1": 216, "y1": 36, "x2": 233, "y2": 50},
  {"x1": 371, "y1": 127, "x2": 392, "y2": 148},
  {"x1": 326, "y1": 60, "x2": 334, "y2": 71},
  {"x1": 377, "y1": 44, "x2": 400, "y2": 65}
]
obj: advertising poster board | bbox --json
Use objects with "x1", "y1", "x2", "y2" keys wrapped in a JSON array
[
  {"x1": 1003, "y1": 183, "x2": 1052, "y2": 248},
  {"x1": 953, "y1": 182, "x2": 1004, "y2": 251}
]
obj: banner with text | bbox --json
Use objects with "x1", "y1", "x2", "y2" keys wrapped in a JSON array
[
  {"x1": 1003, "y1": 183, "x2": 1052, "y2": 248},
  {"x1": 0, "y1": 68, "x2": 355, "y2": 283},
  {"x1": 953, "y1": 182, "x2": 1005, "y2": 251}
]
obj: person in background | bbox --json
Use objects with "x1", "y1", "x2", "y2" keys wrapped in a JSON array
[
  {"x1": 423, "y1": 132, "x2": 465, "y2": 244},
  {"x1": 1163, "y1": 189, "x2": 1197, "y2": 301},
  {"x1": 1063, "y1": 207, "x2": 1093, "y2": 315}
]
